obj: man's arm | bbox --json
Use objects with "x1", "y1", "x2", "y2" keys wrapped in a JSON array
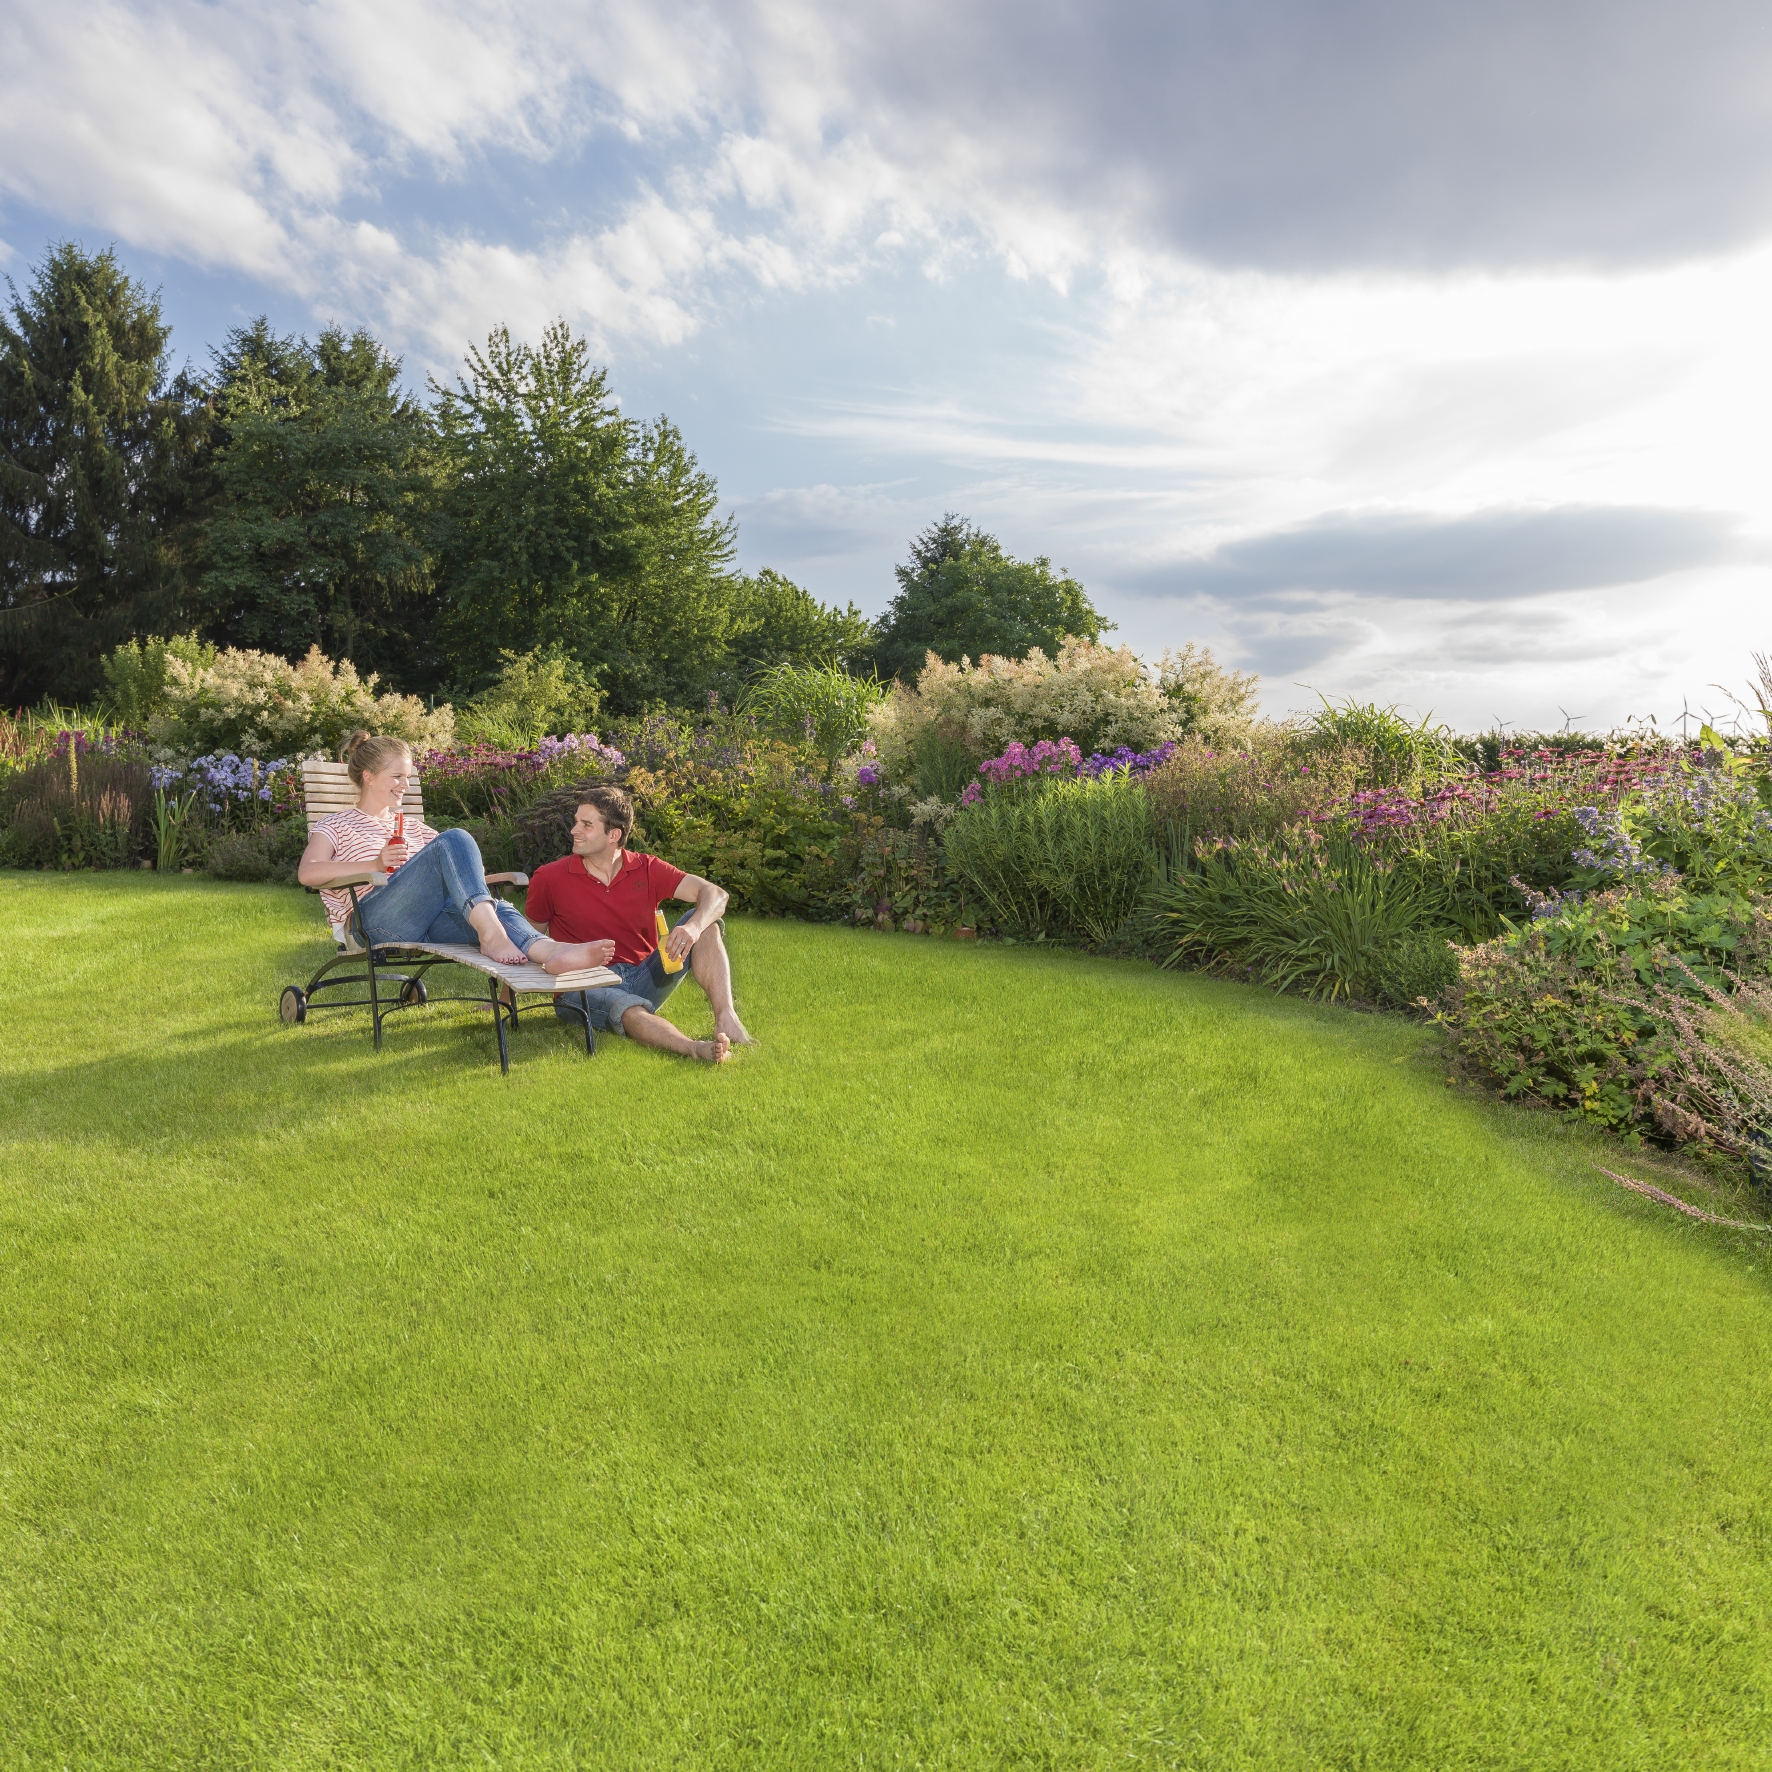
[{"x1": 663, "y1": 873, "x2": 729, "y2": 962}]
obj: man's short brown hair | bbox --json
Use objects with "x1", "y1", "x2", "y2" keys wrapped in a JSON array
[{"x1": 577, "y1": 782, "x2": 634, "y2": 843}]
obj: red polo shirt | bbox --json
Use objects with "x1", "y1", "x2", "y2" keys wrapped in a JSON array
[{"x1": 523, "y1": 849, "x2": 687, "y2": 963}]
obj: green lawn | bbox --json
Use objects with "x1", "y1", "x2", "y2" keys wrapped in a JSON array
[{"x1": 3, "y1": 873, "x2": 1771, "y2": 1770}]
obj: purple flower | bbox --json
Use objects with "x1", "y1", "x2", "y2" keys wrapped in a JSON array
[{"x1": 856, "y1": 765, "x2": 880, "y2": 786}]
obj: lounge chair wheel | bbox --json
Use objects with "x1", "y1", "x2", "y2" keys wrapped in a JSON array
[
  {"x1": 399, "y1": 977, "x2": 428, "y2": 1008},
  {"x1": 279, "y1": 985, "x2": 307, "y2": 1025}
]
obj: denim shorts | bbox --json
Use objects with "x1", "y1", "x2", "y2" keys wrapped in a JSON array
[{"x1": 553, "y1": 909, "x2": 704, "y2": 1036}]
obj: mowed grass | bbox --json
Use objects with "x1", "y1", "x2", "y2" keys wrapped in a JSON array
[{"x1": 2, "y1": 875, "x2": 1771, "y2": 1770}]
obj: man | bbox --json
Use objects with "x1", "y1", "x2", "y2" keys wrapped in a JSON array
[{"x1": 524, "y1": 783, "x2": 755, "y2": 1064}]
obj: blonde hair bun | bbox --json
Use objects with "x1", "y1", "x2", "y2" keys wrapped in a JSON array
[{"x1": 340, "y1": 731, "x2": 414, "y2": 786}]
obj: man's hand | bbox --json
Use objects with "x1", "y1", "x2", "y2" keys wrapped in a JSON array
[{"x1": 664, "y1": 920, "x2": 698, "y2": 963}]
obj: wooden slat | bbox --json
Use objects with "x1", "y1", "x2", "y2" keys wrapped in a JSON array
[{"x1": 388, "y1": 943, "x2": 620, "y2": 994}]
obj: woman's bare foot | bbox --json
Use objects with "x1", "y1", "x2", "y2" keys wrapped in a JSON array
[
  {"x1": 714, "y1": 1011, "x2": 756, "y2": 1046},
  {"x1": 468, "y1": 904, "x2": 526, "y2": 965},
  {"x1": 690, "y1": 1033, "x2": 732, "y2": 1064},
  {"x1": 541, "y1": 940, "x2": 615, "y2": 975}
]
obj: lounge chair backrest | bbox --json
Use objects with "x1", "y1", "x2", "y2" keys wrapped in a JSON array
[{"x1": 300, "y1": 758, "x2": 426, "y2": 832}]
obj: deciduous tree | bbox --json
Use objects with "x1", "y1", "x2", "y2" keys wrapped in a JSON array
[
  {"x1": 198, "y1": 321, "x2": 436, "y2": 689},
  {"x1": 870, "y1": 515, "x2": 1110, "y2": 682},
  {"x1": 429, "y1": 322, "x2": 740, "y2": 712}
]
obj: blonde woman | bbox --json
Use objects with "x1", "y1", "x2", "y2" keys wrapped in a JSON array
[{"x1": 297, "y1": 731, "x2": 614, "y2": 973}]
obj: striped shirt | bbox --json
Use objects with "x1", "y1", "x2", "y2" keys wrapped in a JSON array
[{"x1": 313, "y1": 807, "x2": 439, "y2": 926}]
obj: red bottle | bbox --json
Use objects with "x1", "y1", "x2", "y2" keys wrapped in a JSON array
[{"x1": 385, "y1": 811, "x2": 406, "y2": 873}]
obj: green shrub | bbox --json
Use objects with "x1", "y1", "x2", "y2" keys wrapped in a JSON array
[
  {"x1": 99, "y1": 634, "x2": 217, "y2": 726},
  {"x1": 1307, "y1": 697, "x2": 1462, "y2": 781},
  {"x1": 1145, "y1": 734, "x2": 1367, "y2": 842},
  {"x1": 945, "y1": 773, "x2": 1154, "y2": 942},
  {"x1": 1435, "y1": 935, "x2": 1662, "y2": 1131},
  {"x1": 869, "y1": 638, "x2": 1243, "y2": 783},
  {"x1": 0, "y1": 800, "x2": 59, "y2": 869},
  {"x1": 1149, "y1": 828, "x2": 1429, "y2": 1002},
  {"x1": 0, "y1": 754, "x2": 150, "y2": 870},
  {"x1": 847, "y1": 824, "x2": 970, "y2": 933},
  {"x1": 739, "y1": 661, "x2": 886, "y2": 763},
  {"x1": 202, "y1": 820, "x2": 308, "y2": 884},
  {"x1": 1372, "y1": 931, "x2": 1461, "y2": 1008},
  {"x1": 1434, "y1": 884, "x2": 1772, "y2": 1134},
  {"x1": 147, "y1": 644, "x2": 453, "y2": 760},
  {"x1": 203, "y1": 832, "x2": 277, "y2": 882},
  {"x1": 1386, "y1": 801, "x2": 1588, "y2": 941},
  {"x1": 456, "y1": 648, "x2": 602, "y2": 749}
]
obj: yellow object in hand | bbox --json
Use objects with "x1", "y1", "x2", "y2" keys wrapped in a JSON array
[{"x1": 656, "y1": 906, "x2": 685, "y2": 973}]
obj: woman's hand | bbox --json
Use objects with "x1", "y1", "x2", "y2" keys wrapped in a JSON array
[{"x1": 376, "y1": 842, "x2": 407, "y2": 872}]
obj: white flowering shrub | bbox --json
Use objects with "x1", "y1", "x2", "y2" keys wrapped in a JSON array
[
  {"x1": 867, "y1": 638, "x2": 1258, "y2": 786},
  {"x1": 148, "y1": 645, "x2": 454, "y2": 761}
]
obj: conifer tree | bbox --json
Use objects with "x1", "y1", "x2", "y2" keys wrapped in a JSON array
[{"x1": 0, "y1": 244, "x2": 205, "y2": 704}]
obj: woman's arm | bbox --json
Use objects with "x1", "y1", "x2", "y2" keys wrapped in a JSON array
[{"x1": 296, "y1": 827, "x2": 402, "y2": 888}]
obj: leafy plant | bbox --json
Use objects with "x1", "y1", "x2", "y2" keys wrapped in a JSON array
[
  {"x1": 0, "y1": 753, "x2": 149, "y2": 870},
  {"x1": 152, "y1": 787, "x2": 198, "y2": 873},
  {"x1": 739, "y1": 660, "x2": 886, "y2": 763},
  {"x1": 848, "y1": 823, "x2": 969, "y2": 933},
  {"x1": 100, "y1": 634, "x2": 217, "y2": 726},
  {"x1": 868, "y1": 637, "x2": 1205, "y2": 782},
  {"x1": 1150, "y1": 827, "x2": 1429, "y2": 1002},
  {"x1": 1433, "y1": 884, "x2": 1772, "y2": 1135},
  {"x1": 945, "y1": 773, "x2": 1154, "y2": 942},
  {"x1": 1307, "y1": 697, "x2": 1462, "y2": 782},
  {"x1": 456, "y1": 648, "x2": 603, "y2": 749},
  {"x1": 148, "y1": 643, "x2": 452, "y2": 760}
]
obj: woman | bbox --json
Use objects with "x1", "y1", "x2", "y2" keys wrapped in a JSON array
[{"x1": 297, "y1": 731, "x2": 615, "y2": 974}]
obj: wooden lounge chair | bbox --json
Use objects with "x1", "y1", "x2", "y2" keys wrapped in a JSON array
[{"x1": 277, "y1": 758, "x2": 619, "y2": 1071}]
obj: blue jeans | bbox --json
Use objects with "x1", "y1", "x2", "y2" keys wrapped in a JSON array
[
  {"x1": 554, "y1": 908, "x2": 701, "y2": 1035},
  {"x1": 356, "y1": 827, "x2": 541, "y2": 956}
]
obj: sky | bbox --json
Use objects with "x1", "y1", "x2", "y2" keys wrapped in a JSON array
[{"x1": 4, "y1": 0, "x2": 1772, "y2": 733}]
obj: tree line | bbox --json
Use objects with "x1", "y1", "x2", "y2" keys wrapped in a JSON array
[{"x1": 0, "y1": 243, "x2": 1111, "y2": 713}]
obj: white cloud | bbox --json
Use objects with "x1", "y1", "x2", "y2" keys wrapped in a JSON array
[{"x1": 7, "y1": 0, "x2": 1772, "y2": 729}]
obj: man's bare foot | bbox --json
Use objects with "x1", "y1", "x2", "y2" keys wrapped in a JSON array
[
  {"x1": 714, "y1": 1011, "x2": 756, "y2": 1046},
  {"x1": 690, "y1": 1033, "x2": 732, "y2": 1064}
]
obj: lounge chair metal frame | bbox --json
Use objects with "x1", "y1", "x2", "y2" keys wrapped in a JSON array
[{"x1": 277, "y1": 760, "x2": 617, "y2": 1073}]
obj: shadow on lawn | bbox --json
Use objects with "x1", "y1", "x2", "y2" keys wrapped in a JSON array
[{"x1": 8, "y1": 947, "x2": 618, "y2": 1148}]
